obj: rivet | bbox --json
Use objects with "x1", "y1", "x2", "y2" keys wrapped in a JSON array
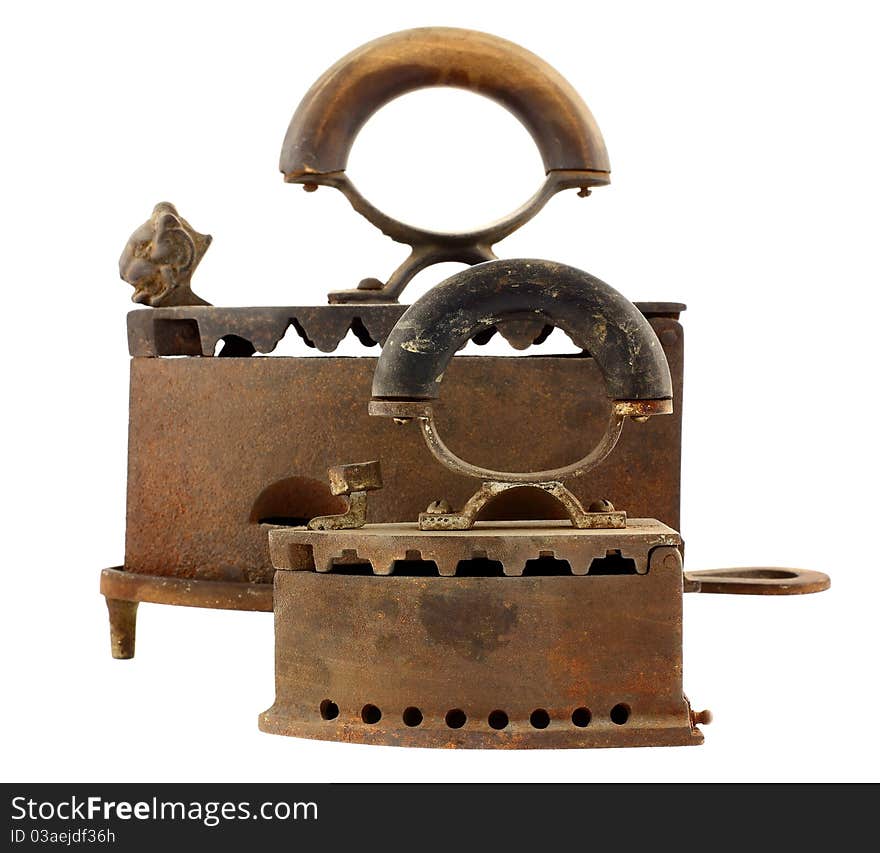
[
  {"x1": 662, "y1": 552, "x2": 680, "y2": 570},
  {"x1": 691, "y1": 709, "x2": 713, "y2": 726}
]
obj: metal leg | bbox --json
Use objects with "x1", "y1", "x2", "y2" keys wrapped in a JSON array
[{"x1": 105, "y1": 599, "x2": 138, "y2": 659}]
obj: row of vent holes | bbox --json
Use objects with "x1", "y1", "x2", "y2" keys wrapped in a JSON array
[{"x1": 319, "y1": 700, "x2": 631, "y2": 728}]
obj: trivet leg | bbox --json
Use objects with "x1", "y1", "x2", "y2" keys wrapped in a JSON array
[{"x1": 105, "y1": 598, "x2": 138, "y2": 660}]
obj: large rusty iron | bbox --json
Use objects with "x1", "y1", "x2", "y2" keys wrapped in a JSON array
[
  {"x1": 100, "y1": 26, "x2": 686, "y2": 660},
  {"x1": 102, "y1": 26, "x2": 829, "y2": 750}
]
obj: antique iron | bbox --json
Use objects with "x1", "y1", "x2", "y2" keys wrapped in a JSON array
[
  {"x1": 102, "y1": 26, "x2": 829, "y2": 751},
  {"x1": 100, "y1": 28, "x2": 685, "y2": 660},
  {"x1": 261, "y1": 258, "x2": 829, "y2": 748}
]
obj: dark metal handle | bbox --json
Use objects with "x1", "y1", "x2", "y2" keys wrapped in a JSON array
[
  {"x1": 370, "y1": 259, "x2": 672, "y2": 407},
  {"x1": 369, "y1": 259, "x2": 672, "y2": 484},
  {"x1": 684, "y1": 568, "x2": 830, "y2": 596}
]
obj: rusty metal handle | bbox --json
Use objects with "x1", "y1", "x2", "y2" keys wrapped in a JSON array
[
  {"x1": 684, "y1": 568, "x2": 830, "y2": 595},
  {"x1": 280, "y1": 28, "x2": 611, "y2": 303}
]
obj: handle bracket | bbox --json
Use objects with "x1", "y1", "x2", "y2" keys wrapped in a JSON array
[{"x1": 280, "y1": 28, "x2": 610, "y2": 302}]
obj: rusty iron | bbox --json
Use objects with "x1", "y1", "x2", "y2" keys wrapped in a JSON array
[
  {"x1": 280, "y1": 27, "x2": 611, "y2": 302},
  {"x1": 119, "y1": 202, "x2": 212, "y2": 307},
  {"x1": 100, "y1": 29, "x2": 690, "y2": 666},
  {"x1": 261, "y1": 545, "x2": 703, "y2": 748},
  {"x1": 262, "y1": 245, "x2": 831, "y2": 748},
  {"x1": 102, "y1": 315, "x2": 686, "y2": 658},
  {"x1": 260, "y1": 250, "x2": 704, "y2": 748}
]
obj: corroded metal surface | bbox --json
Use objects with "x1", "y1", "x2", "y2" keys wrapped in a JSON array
[
  {"x1": 99, "y1": 566, "x2": 273, "y2": 660},
  {"x1": 119, "y1": 203, "x2": 212, "y2": 307},
  {"x1": 108, "y1": 317, "x2": 683, "y2": 656},
  {"x1": 123, "y1": 335, "x2": 683, "y2": 583},
  {"x1": 327, "y1": 461, "x2": 382, "y2": 495},
  {"x1": 125, "y1": 302, "x2": 685, "y2": 357},
  {"x1": 306, "y1": 461, "x2": 382, "y2": 530},
  {"x1": 279, "y1": 28, "x2": 612, "y2": 301},
  {"x1": 307, "y1": 492, "x2": 369, "y2": 531},
  {"x1": 416, "y1": 481, "x2": 626, "y2": 531},
  {"x1": 269, "y1": 518, "x2": 678, "y2": 577},
  {"x1": 260, "y1": 544, "x2": 703, "y2": 748},
  {"x1": 684, "y1": 567, "x2": 831, "y2": 595},
  {"x1": 101, "y1": 567, "x2": 273, "y2": 610}
]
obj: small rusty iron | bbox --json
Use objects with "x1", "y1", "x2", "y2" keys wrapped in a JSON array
[{"x1": 263, "y1": 247, "x2": 831, "y2": 747}]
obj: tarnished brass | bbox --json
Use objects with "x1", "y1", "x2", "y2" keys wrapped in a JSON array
[
  {"x1": 119, "y1": 202, "x2": 212, "y2": 307},
  {"x1": 308, "y1": 461, "x2": 383, "y2": 530},
  {"x1": 416, "y1": 481, "x2": 626, "y2": 532}
]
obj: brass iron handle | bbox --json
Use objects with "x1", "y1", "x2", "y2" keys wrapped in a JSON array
[
  {"x1": 280, "y1": 27, "x2": 610, "y2": 303},
  {"x1": 684, "y1": 568, "x2": 830, "y2": 595}
]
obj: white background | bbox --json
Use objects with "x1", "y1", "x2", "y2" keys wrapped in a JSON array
[{"x1": 2, "y1": 0, "x2": 878, "y2": 782}]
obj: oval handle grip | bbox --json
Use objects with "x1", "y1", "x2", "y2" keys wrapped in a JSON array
[
  {"x1": 371, "y1": 259, "x2": 672, "y2": 406},
  {"x1": 684, "y1": 567, "x2": 831, "y2": 595},
  {"x1": 280, "y1": 27, "x2": 610, "y2": 181}
]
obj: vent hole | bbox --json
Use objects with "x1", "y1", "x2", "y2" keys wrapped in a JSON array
[
  {"x1": 215, "y1": 334, "x2": 256, "y2": 357},
  {"x1": 488, "y1": 710, "x2": 509, "y2": 730},
  {"x1": 522, "y1": 557, "x2": 572, "y2": 576},
  {"x1": 349, "y1": 317, "x2": 378, "y2": 347},
  {"x1": 456, "y1": 558, "x2": 505, "y2": 577},
  {"x1": 361, "y1": 704, "x2": 382, "y2": 725},
  {"x1": 402, "y1": 707, "x2": 423, "y2": 727},
  {"x1": 571, "y1": 707, "x2": 592, "y2": 727},
  {"x1": 530, "y1": 709, "x2": 551, "y2": 729},
  {"x1": 329, "y1": 562, "x2": 374, "y2": 575},
  {"x1": 392, "y1": 560, "x2": 440, "y2": 577},
  {"x1": 319, "y1": 699, "x2": 339, "y2": 721},
  {"x1": 610, "y1": 703, "x2": 631, "y2": 725},
  {"x1": 445, "y1": 709, "x2": 467, "y2": 729},
  {"x1": 589, "y1": 551, "x2": 638, "y2": 575}
]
